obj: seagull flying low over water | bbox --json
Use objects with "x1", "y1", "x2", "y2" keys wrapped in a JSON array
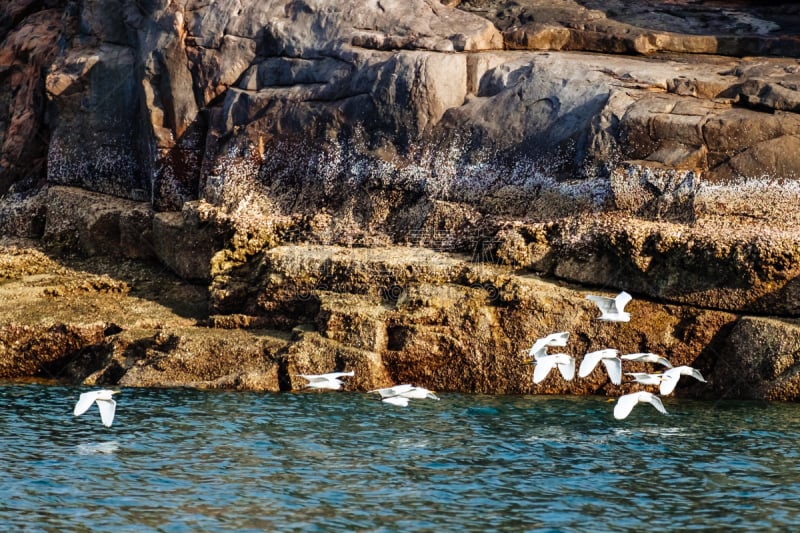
[
  {"x1": 579, "y1": 349, "x2": 622, "y2": 385},
  {"x1": 586, "y1": 291, "x2": 632, "y2": 322},
  {"x1": 613, "y1": 391, "x2": 668, "y2": 420},
  {"x1": 625, "y1": 372, "x2": 665, "y2": 386},
  {"x1": 369, "y1": 384, "x2": 440, "y2": 405},
  {"x1": 659, "y1": 366, "x2": 707, "y2": 395},
  {"x1": 620, "y1": 352, "x2": 673, "y2": 368},
  {"x1": 74, "y1": 389, "x2": 120, "y2": 427},
  {"x1": 297, "y1": 371, "x2": 354, "y2": 390},
  {"x1": 533, "y1": 353, "x2": 576, "y2": 384},
  {"x1": 527, "y1": 332, "x2": 570, "y2": 362}
]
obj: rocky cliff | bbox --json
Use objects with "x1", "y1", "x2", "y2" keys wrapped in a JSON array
[{"x1": 1, "y1": 0, "x2": 800, "y2": 399}]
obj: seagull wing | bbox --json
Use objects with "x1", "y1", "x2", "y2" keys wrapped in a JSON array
[
  {"x1": 646, "y1": 394, "x2": 668, "y2": 415},
  {"x1": 679, "y1": 366, "x2": 707, "y2": 383},
  {"x1": 615, "y1": 291, "x2": 633, "y2": 313},
  {"x1": 298, "y1": 374, "x2": 326, "y2": 382},
  {"x1": 613, "y1": 392, "x2": 641, "y2": 420},
  {"x1": 659, "y1": 370, "x2": 681, "y2": 395},
  {"x1": 556, "y1": 355, "x2": 576, "y2": 381},
  {"x1": 533, "y1": 355, "x2": 558, "y2": 384},
  {"x1": 381, "y1": 396, "x2": 409, "y2": 406},
  {"x1": 621, "y1": 352, "x2": 674, "y2": 368},
  {"x1": 528, "y1": 338, "x2": 549, "y2": 360},
  {"x1": 96, "y1": 398, "x2": 116, "y2": 427},
  {"x1": 579, "y1": 351, "x2": 605, "y2": 378},
  {"x1": 74, "y1": 391, "x2": 99, "y2": 416},
  {"x1": 586, "y1": 295, "x2": 615, "y2": 317},
  {"x1": 603, "y1": 357, "x2": 623, "y2": 385},
  {"x1": 326, "y1": 371, "x2": 354, "y2": 379}
]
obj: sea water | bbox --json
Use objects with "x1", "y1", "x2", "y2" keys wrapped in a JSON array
[{"x1": 1, "y1": 384, "x2": 799, "y2": 531}]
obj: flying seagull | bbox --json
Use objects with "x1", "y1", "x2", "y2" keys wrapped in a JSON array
[
  {"x1": 659, "y1": 366, "x2": 707, "y2": 395},
  {"x1": 533, "y1": 353, "x2": 576, "y2": 384},
  {"x1": 613, "y1": 391, "x2": 668, "y2": 420},
  {"x1": 625, "y1": 372, "x2": 665, "y2": 386},
  {"x1": 74, "y1": 389, "x2": 120, "y2": 427},
  {"x1": 297, "y1": 371, "x2": 354, "y2": 390},
  {"x1": 527, "y1": 332, "x2": 570, "y2": 362},
  {"x1": 620, "y1": 352, "x2": 673, "y2": 368},
  {"x1": 586, "y1": 291, "x2": 632, "y2": 322},
  {"x1": 579, "y1": 349, "x2": 622, "y2": 385},
  {"x1": 369, "y1": 384, "x2": 440, "y2": 402}
]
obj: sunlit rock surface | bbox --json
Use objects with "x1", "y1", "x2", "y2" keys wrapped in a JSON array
[{"x1": 1, "y1": 1, "x2": 800, "y2": 399}]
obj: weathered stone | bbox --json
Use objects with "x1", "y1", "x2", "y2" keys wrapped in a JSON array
[
  {"x1": 42, "y1": 186, "x2": 155, "y2": 258},
  {"x1": 716, "y1": 317, "x2": 800, "y2": 401}
]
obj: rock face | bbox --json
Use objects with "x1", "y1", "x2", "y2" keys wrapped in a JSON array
[{"x1": 1, "y1": 1, "x2": 800, "y2": 399}]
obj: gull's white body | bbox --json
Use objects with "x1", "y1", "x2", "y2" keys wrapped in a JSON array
[
  {"x1": 579, "y1": 349, "x2": 622, "y2": 385},
  {"x1": 528, "y1": 332, "x2": 570, "y2": 361},
  {"x1": 625, "y1": 372, "x2": 665, "y2": 386},
  {"x1": 659, "y1": 365, "x2": 707, "y2": 395},
  {"x1": 73, "y1": 389, "x2": 119, "y2": 427},
  {"x1": 620, "y1": 352, "x2": 673, "y2": 368},
  {"x1": 298, "y1": 371, "x2": 354, "y2": 390},
  {"x1": 614, "y1": 391, "x2": 668, "y2": 420},
  {"x1": 369, "y1": 384, "x2": 440, "y2": 401},
  {"x1": 533, "y1": 353, "x2": 576, "y2": 384},
  {"x1": 586, "y1": 291, "x2": 632, "y2": 322}
]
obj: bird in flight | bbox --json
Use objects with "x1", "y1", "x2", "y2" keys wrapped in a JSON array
[
  {"x1": 613, "y1": 391, "x2": 668, "y2": 420},
  {"x1": 74, "y1": 389, "x2": 120, "y2": 427},
  {"x1": 297, "y1": 371, "x2": 354, "y2": 390},
  {"x1": 579, "y1": 349, "x2": 622, "y2": 385},
  {"x1": 586, "y1": 291, "x2": 633, "y2": 322},
  {"x1": 659, "y1": 366, "x2": 707, "y2": 395}
]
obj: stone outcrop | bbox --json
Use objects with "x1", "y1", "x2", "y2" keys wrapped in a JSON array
[{"x1": 2, "y1": 1, "x2": 800, "y2": 400}]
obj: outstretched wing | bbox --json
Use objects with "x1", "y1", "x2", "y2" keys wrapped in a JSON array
[
  {"x1": 586, "y1": 295, "x2": 615, "y2": 316},
  {"x1": 96, "y1": 398, "x2": 116, "y2": 427},
  {"x1": 528, "y1": 332, "x2": 569, "y2": 360},
  {"x1": 602, "y1": 357, "x2": 622, "y2": 385},
  {"x1": 579, "y1": 351, "x2": 605, "y2": 378},
  {"x1": 646, "y1": 394, "x2": 668, "y2": 415},
  {"x1": 615, "y1": 291, "x2": 633, "y2": 313},
  {"x1": 620, "y1": 353, "x2": 673, "y2": 368},
  {"x1": 682, "y1": 366, "x2": 707, "y2": 383},
  {"x1": 327, "y1": 371, "x2": 354, "y2": 379},
  {"x1": 659, "y1": 370, "x2": 681, "y2": 395},
  {"x1": 556, "y1": 355, "x2": 576, "y2": 381},
  {"x1": 74, "y1": 391, "x2": 98, "y2": 417},
  {"x1": 613, "y1": 392, "x2": 641, "y2": 420},
  {"x1": 533, "y1": 355, "x2": 559, "y2": 384},
  {"x1": 381, "y1": 396, "x2": 409, "y2": 407}
]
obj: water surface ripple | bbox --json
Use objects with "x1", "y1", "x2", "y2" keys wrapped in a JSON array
[{"x1": 2, "y1": 385, "x2": 799, "y2": 531}]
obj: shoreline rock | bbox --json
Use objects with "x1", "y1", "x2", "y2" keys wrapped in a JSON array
[{"x1": 2, "y1": 1, "x2": 800, "y2": 400}]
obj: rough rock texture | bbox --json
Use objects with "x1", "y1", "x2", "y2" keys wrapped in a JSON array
[{"x1": 2, "y1": 1, "x2": 800, "y2": 399}]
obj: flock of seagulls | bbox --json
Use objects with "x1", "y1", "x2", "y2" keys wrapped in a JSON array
[
  {"x1": 72, "y1": 290, "x2": 706, "y2": 427},
  {"x1": 528, "y1": 290, "x2": 707, "y2": 419}
]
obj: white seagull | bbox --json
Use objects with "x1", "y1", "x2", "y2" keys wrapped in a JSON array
[
  {"x1": 369, "y1": 384, "x2": 440, "y2": 402},
  {"x1": 579, "y1": 349, "x2": 622, "y2": 385},
  {"x1": 659, "y1": 366, "x2": 707, "y2": 395},
  {"x1": 533, "y1": 353, "x2": 576, "y2": 384},
  {"x1": 613, "y1": 391, "x2": 668, "y2": 420},
  {"x1": 74, "y1": 389, "x2": 120, "y2": 427},
  {"x1": 586, "y1": 291, "x2": 632, "y2": 322},
  {"x1": 297, "y1": 371, "x2": 354, "y2": 390},
  {"x1": 625, "y1": 372, "x2": 665, "y2": 386},
  {"x1": 620, "y1": 352, "x2": 673, "y2": 368},
  {"x1": 380, "y1": 396, "x2": 410, "y2": 407},
  {"x1": 527, "y1": 332, "x2": 570, "y2": 361}
]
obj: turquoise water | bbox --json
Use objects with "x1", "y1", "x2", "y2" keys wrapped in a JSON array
[{"x1": 2, "y1": 384, "x2": 800, "y2": 531}]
